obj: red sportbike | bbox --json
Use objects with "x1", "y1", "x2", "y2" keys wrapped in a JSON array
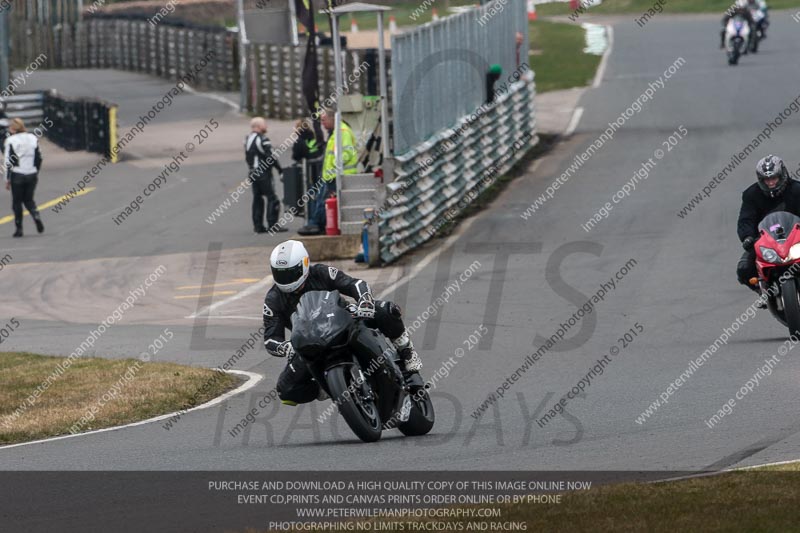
[{"x1": 754, "y1": 211, "x2": 800, "y2": 336}]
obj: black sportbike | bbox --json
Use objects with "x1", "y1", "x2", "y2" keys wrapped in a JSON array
[{"x1": 290, "y1": 290, "x2": 435, "y2": 442}]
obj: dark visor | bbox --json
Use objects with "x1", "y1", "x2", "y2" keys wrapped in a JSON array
[{"x1": 272, "y1": 263, "x2": 304, "y2": 285}]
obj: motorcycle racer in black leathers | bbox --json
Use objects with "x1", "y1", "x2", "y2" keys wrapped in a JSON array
[{"x1": 263, "y1": 240, "x2": 422, "y2": 405}]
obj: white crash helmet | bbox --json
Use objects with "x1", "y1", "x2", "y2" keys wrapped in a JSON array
[{"x1": 270, "y1": 240, "x2": 310, "y2": 293}]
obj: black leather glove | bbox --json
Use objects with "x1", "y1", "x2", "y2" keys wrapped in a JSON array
[
  {"x1": 742, "y1": 236, "x2": 756, "y2": 251},
  {"x1": 355, "y1": 293, "x2": 376, "y2": 319},
  {"x1": 276, "y1": 340, "x2": 295, "y2": 360}
]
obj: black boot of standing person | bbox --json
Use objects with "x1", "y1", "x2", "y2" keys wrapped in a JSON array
[{"x1": 4, "y1": 118, "x2": 44, "y2": 238}]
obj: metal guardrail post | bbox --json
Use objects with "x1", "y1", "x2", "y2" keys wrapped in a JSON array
[
  {"x1": 236, "y1": 0, "x2": 248, "y2": 112},
  {"x1": 331, "y1": 13, "x2": 344, "y2": 233}
]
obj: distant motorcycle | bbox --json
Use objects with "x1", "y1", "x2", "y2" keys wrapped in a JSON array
[
  {"x1": 290, "y1": 290, "x2": 435, "y2": 443},
  {"x1": 753, "y1": 212, "x2": 800, "y2": 337},
  {"x1": 725, "y1": 15, "x2": 750, "y2": 65},
  {"x1": 748, "y1": 7, "x2": 767, "y2": 53}
]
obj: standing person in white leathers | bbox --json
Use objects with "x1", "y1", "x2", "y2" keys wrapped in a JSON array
[{"x1": 4, "y1": 118, "x2": 44, "y2": 238}]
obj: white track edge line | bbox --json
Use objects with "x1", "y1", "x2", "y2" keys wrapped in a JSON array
[
  {"x1": 728, "y1": 458, "x2": 800, "y2": 471},
  {"x1": 649, "y1": 458, "x2": 800, "y2": 485},
  {"x1": 565, "y1": 107, "x2": 584, "y2": 137},
  {"x1": 592, "y1": 25, "x2": 614, "y2": 89}
]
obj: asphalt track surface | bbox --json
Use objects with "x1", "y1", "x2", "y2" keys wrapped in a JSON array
[{"x1": 3, "y1": 13, "x2": 800, "y2": 477}]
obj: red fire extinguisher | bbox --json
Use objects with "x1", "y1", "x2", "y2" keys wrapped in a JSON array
[{"x1": 325, "y1": 196, "x2": 340, "y2": 236}]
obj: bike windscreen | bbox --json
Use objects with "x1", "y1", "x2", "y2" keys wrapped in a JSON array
[
  {"x1": 290, "y1": 290, "x2": 354, "y2": 356},
  {"x1": 758, "y1": 211, "x2": 800, "y2": 241}
]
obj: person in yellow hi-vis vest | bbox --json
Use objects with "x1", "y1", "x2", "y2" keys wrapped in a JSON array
[{"x1": 299, "y1": 107, "x2": 359, "y2": 235}]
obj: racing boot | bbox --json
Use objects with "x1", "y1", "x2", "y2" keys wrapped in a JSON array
[
  {"x1": 749, "y1": 278, "x2": 768, "y2": 309},
  {"x1": 33, "y1": 214, "x2": 44, "y2": 234},
  {"x1": 392, "y1": 332, "x2": 422, "y2": 374}
]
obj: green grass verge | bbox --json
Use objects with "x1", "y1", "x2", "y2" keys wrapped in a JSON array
[
  {"x1": 298, "y1": 463, "x2": 800, "y2": 533},
  {"x1": 510, "y1": 465, "x2": 800, "y2": 532},
  {"x1": 344, "y1": 0, "x2": 478, "y2": 31},
  {"x1": 345, "y1": 12, "x2": 600, "y2": 94},
  {"x1": 0, "y1": 351, "x2": 239, "y2": 444},
  {"x1": 529, "y1": 19, "x2": 603, "y2": 93},
  {"x1": 536, "y1": 0, "x2": 800, "y2": 16}
]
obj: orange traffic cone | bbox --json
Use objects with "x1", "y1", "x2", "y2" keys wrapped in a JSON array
[
  {"x1": 350, "y1": 16, "x2": 359, "y2": 33},
  {"x1": 432, "y1": 8, "x2": 440, "y2": 21},
  {"x1": 528, "y1": 0, "x2": 537, "y2": 21},
  {"x1": 389, "y1": 15, "x2": 398, "y2": 33}
]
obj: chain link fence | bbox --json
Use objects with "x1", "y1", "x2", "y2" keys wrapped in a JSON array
[{"x1": 390, "y1": 0, "x2": 529, "y2": 156}]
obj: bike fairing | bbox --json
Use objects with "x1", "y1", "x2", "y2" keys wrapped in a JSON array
[{"x1": 263, "y1": 263, "x2": 371, "y2": 356}]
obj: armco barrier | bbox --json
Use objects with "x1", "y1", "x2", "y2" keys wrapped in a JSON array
[
  {"x1": 378, "y1": 72, "x2": 536, "y2": 263},
  {"x1": 11, "y1": 18, "x2": 237, "y2": 92},
  {"x1": 43, "y1": 91, "x2": 117, "y2": 159},
  {"x1": 244, "y1": 43, "x2": 388, "y2": 121},
  {"x1": 2, "y1": 93, "x2": 46, "y2": 127},
  {"x1": 10, "y1": 16, "x2": 372, "y2": 121}
]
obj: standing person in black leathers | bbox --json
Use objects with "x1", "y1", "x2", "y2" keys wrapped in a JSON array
[
  {"x1": 291, "y1": 118, "x2": 323, "y2": 168},
  {"x1": 4, "y1": 118, "x2": 44, "y2": 238},
  {"x1": 737, "y1": 155, "x2": 800, "y2": 301},
  {"x1": 291, "y1": 118, "x2": 324, "y2": 219},
  {"x1": 720, "y1": 0, "x2": 756, "y2": 49},
  {"x1": 245, "y1": 117, "x2": 287, "y2": 234},
  {"x1": 263, "y1": 240, "x2": 422, "y2": 405}
]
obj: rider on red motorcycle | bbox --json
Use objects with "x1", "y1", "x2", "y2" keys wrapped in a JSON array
[{"x1": 737, "y1": 155, "x2": 800, "y2": 300}]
